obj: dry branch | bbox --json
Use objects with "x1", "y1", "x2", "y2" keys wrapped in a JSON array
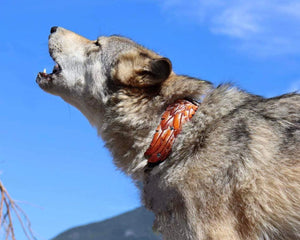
[{"x1": 0, "y1": 181, "x2": 36, "y2": 240}]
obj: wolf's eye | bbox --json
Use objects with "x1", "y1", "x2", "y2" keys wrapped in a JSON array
[{"x1": 94, "y1": 41, "x2": 101, "y2": 47}]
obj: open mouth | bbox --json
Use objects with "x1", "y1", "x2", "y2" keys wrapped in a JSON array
[
  {"x1": 39, "y1": 63, "x2": 62, "y2": 80},
  {"x1": 36, "y1": 62, "x2": 62, "y2": 85}
]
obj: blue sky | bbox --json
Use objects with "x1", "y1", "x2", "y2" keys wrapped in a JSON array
[{"x1": 0, "y1": 0, "x2": 299, "y2": 239}]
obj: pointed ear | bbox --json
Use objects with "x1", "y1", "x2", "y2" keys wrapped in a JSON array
[
  {"x1": 133, "y1": 57, "x2": 172, "y2": 87},
  {"x1": 147, "y1": 58, "x2": 172, "y2": 83},
  {"x1": 112, "y1": 52, "x2": 172, "y2": 87}
]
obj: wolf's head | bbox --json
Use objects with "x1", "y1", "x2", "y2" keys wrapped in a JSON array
[{"x1": 38, "y1": 27, "x2": 173, "y2": 95}]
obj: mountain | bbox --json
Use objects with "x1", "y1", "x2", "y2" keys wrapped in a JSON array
[{"x1": 52, "y1": 207, "x2": 162, "y2": 240}]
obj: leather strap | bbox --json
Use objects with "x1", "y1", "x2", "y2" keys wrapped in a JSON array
[{"x1": 144, "y1": 99, "x2": 198, "y2": 164}]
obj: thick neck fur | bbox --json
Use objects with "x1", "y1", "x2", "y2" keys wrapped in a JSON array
[
  {"x1": 98, "y1": 75, "x2": 255, "y2": 180},
  {"x1": 100, "y1": 86, "x2": 166, "y2": 179}
]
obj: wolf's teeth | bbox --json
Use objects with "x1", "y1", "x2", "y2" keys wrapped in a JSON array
[{"x1": 43, "y1": 68, "x2": 46, "y2": 73}]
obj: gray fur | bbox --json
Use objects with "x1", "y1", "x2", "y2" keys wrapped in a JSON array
[{"x1": 37, "y1": 27, "x2": 300, "y2": 240}]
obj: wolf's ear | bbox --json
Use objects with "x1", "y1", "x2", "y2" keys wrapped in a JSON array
[
  {"x1": 141, "y1": 58, "x2": 172, "y2": 84},
  {"x1": 112, "y1": 53, "x2": 172, "y2": 87}
]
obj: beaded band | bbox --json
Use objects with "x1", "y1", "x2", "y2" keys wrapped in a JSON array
[{"x1": 144, "y1": 99, "x2": 199, "y2": 164}]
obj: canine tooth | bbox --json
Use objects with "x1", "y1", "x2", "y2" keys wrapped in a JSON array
[{"x1": 43, "y1": 68, "x2": 46, "y2": 73}]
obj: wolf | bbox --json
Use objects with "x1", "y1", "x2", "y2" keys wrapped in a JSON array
[{"x1": 36, "y1": 27, "x2": 300, "y2": 240}]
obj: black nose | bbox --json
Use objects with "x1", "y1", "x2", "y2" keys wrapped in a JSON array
[{"x1": 50, "y1": 26, "x2": 58, "y2": 34}]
